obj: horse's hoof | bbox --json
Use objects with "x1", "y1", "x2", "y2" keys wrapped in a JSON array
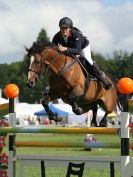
[
  {"x1": 99, "y1": 118, "x2": 107, "y2": 127},
  {"x1": 73, "y1": 108, "x2": 83, "y2": 115},
  {"x1": 99, "y1": 122, "x2": 107, "y2": 127},
  {"x1": 91, "y1": 122, "x2": 98, "y2": 127},
  {"x1": 99, "y1": 124, "x2": 106, "y2": 127},
  {"x1": 91, "y1": 121, "x2": 98, "y2": 127},
  {"x1": 55, "y1": 117, "x2": 62, "y2": 122},
  {"x1": 49, "y1": 116, "x2": 62, "y2": 122}
]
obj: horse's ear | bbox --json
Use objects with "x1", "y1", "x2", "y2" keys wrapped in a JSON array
[{"x1": 24, "y1": 45, "x2": 29, "y2": 52}]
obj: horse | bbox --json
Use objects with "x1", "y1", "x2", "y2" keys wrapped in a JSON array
[{"x1": 26, "y1": 38, "x2": 118, "y2": 127}]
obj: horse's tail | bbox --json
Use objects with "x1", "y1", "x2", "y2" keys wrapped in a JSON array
[
  {"x1": 117, "y1": 92, "x2": 132, "y2": 112},
  {"x1": 105, "y1": 74, "x2": 130, "y2": 112}
]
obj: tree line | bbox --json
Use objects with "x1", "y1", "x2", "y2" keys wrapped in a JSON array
[{"x1": 0, "y1": 29, "x2": 133, "y2": 103}]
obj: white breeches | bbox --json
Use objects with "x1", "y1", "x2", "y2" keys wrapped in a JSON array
[{"x1": 80, "y1": 45, "x2": 93, "y2": 65}]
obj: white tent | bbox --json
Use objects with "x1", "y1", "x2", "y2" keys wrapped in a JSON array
[
  {"x1": 0, "y1": 97, "x2": 8, "y2": 104},
  {"x1": 15, "y1": 103, "x2": 43, "y2": 125},
  {"x1": 4, "y1": 102, "x2": 44, "y2": 125},
  {"x1": 15, "y1": 103, "x2": 43, "y2": 117}
]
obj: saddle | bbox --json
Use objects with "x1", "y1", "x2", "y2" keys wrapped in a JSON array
[
  {"x1": 77, "y1": 57, "x2": 96, "y2": 81},
  {"x1": 65, "y1": 53, "x2": 96, "y2": 81}
]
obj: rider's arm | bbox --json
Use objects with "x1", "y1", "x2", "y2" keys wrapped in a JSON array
[
  {"x1": 52, "y1": 31, "x2": 82, "y2": 55},
  {"x1": 66, "y1": 33, "x2": 82, "y2": 55}
]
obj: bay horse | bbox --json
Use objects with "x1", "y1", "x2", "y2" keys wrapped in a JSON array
[{"x1": 26, "y1": 39, "x2": 117, "y2": 127}]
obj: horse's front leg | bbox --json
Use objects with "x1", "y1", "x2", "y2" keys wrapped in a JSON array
[
  {"x1": 42, "y1": 87, "x2": 62, "y2": 122},
  {"x1": 68, "y1": 86, "x2": 84, "y2": 115}
]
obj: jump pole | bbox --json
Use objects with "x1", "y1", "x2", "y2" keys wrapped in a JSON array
[
  {"x1": 0, "y1": 126, "x2": 119, "y2": 135},
  {"x1": 4, "y1": 84, "x2": 19, "y2": 177},
  {"x1": 15, "y1": 141, "x2": 121, "y2": 149},
  {"x1": 3, "y1": 83, "x2": 133, "y2": 177},
  {"x1": 15, "y1": 141, "x2": 133, "y2": 149},
  {"x1": 6, "y1": 101, "x2": 132, "y2": 177}
]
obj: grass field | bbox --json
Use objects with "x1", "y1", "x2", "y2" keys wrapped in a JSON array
[{"x1": 6, "y1": 133, "x2": 133, "y2": 177}]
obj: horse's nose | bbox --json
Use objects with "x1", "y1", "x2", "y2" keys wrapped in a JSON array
[{"x1": 26, "y1": 80, "x2": 34, "y2": 88}]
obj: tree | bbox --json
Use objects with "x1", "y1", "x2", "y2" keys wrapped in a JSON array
[
  {"x1": 36, "y1": 28, "x2": 49, "y2": 41},
  {"x1": 0, "y1": 64, "x2": 11, "y2": 89},
  {"x1": 19, "y1": 28, "x2": 50, "y2": 103},
  {"x1": 110, "y1": 50, "x2": 130, "y2": 79}
]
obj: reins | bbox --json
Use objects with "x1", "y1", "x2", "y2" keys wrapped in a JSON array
[
  {"x1": 28, "y1": 46, "x2": 78, "y2": 78},
  {"x1": 57, "y1": 58, "x2": 78, "y2": 76},
  {"x1": 44, "y1": 48, "x2": 78, "y2": 77}
]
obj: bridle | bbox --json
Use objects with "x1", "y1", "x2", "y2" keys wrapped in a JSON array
[
  {"x1": 28, "y1": 54, "x2": 45, "y2": 76},
  {"x1": 28, "y1": 47, "x2": 78, "y2": 77},
  {"x1": 28, "y1": 68, "x2": 40, "y2": 75}
]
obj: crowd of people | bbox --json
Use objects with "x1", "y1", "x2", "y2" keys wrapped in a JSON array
[{"x1": 23, "y1": 117, "x2": 55, "y2": 126}]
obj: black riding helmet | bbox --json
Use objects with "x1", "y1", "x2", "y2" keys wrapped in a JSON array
[{"x1": 59, "y1": 17, "x2": 73, "y2": 28}]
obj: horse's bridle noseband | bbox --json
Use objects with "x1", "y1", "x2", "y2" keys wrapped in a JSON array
[{"x1": 28, "y1": 69, "x2": 40, "y2": 75}]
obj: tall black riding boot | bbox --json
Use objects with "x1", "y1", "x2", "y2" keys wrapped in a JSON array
[{"x1": 91, "y1": 62, "x2": 112, "y2": 90}]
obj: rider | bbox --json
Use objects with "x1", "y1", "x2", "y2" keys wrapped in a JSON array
[{"x1": 52, "y1": 17, "x2": 112, "y2": 90}]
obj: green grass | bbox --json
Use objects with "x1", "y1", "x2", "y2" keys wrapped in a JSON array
[
  {"x1": 15, "y1": 133, "x2": 121, "y2": 156},
  {"x1": 5, "y1": 133, "x2": 133, "y2": 177},
  {"x1": 16, "y1": 166, "x2": 121, "y2": 177}
]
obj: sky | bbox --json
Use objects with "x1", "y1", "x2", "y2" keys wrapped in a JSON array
[{"x1": 0, "y1": 0, "x2": 133, "y2": 64}]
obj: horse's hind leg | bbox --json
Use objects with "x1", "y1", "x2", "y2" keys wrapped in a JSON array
[
  {"x1": 91, "y1": 105, "x2": 98, "y2": 127},
  {"x1": 99, "y1": 112, "x2": 108, "y2": 127},
  {"x1": 42, "y1": 88, "x2": 62, "y2": 122}
]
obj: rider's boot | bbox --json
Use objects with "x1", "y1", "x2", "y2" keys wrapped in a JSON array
[{"x1": 90, "y1": 62, "x2": 112, "y2": 90}]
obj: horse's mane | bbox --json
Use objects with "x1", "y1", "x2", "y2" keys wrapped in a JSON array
[{"x1": 27, "y1": 37, "x2": 56, "y2": 57}]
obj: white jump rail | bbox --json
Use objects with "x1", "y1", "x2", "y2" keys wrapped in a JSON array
[
  {"x1": 15, "y1": 155, "x2": 121, "y2": 177},
  {"x1": 5, "y1": 98, "x2": 133, "y2": 177}
]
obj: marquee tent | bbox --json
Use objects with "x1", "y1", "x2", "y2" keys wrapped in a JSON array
[{"x1": 34, "y1": 103, "x2": 73, "y2": 117}]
